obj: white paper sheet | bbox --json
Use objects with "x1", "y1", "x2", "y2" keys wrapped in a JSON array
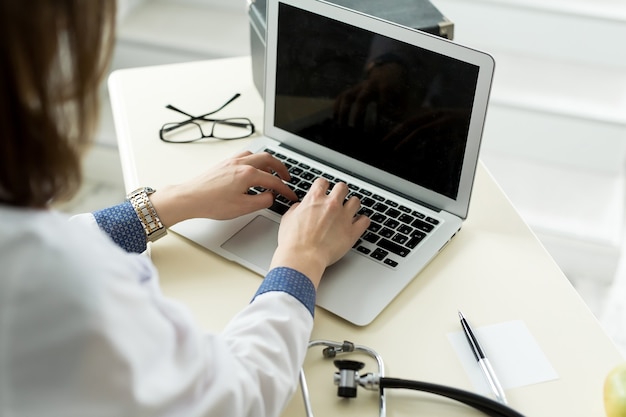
[{"x1": 448, "y1": 319, "x2": 559, "y2": 396}]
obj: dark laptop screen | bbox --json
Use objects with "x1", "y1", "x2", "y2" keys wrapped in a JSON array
[{"x1": 274, "y1": 3, "x2": 480, "y2": 199}]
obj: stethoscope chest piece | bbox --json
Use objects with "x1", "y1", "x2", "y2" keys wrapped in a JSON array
[{"x1": 334, "y1": 359, "x2": 366, "y2": 398}]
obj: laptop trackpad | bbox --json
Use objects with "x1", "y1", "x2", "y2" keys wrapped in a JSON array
[{"x1": 221, "y1": 215, "x2": 278, "y2": 271}]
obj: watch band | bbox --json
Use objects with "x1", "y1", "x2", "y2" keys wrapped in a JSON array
[{"x1": 126, "y1": 187, "x2": 167, "y2": 242}]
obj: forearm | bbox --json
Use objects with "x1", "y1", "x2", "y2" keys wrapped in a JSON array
[
  {"x1": 214, "y1": 267, "x2": 316, "y2": 416},
  {"x1": 100, "y1": 266, "x2": 313, "y2": 417}
]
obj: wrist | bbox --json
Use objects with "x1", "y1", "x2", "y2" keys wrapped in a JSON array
[
  {"x1": 147, "y1": 184, "x2": 191, "y2": 228},
  {"x1": 126, "y1": 187, "x2": 167, "y2": 242},
  {"x1": 270, "y1": 246, "x2": 327, "y2": 289}
]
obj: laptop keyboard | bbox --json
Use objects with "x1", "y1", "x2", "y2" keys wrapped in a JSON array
[{"x1": 247, "y1": 149, "x2": 440, "y2": 268}]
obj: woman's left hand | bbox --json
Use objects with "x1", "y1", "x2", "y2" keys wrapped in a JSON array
[{"x1": 150, "y1": 151, "x2": 298, "y2": 227}]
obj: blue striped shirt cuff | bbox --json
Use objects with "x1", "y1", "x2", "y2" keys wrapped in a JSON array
[
  {"x1": 253, "y1": 267, "x2": 316, "y2": 317},
  {"x1": 93, "y1": 201, "x2": 147, "y2": 254}
]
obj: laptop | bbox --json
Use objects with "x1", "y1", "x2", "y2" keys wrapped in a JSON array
[{"x1": 172, "y1": 0, "x2": 495, "y2": 326}]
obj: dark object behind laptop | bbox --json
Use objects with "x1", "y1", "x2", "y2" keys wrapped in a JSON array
[{"x1": 248, "y1": 0, "x2": 455, "y2": 97}]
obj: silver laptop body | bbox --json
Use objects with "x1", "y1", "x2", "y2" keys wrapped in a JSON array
[{"x1": 173, "y1": 0, "x2": 495, "y2": 326}]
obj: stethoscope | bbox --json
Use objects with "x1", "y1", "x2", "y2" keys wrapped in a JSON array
[{"x1": 299, "y1": 340, "x2": 526, "y2": 417}]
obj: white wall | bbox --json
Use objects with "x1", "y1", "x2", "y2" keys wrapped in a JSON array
[{"x1": 430, "y1": 0, "x2": 626, "y2": 288}]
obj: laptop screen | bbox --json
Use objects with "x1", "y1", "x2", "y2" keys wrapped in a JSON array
[{"x1": 273, "y1": 3, "x2": 480, "y2": 200}]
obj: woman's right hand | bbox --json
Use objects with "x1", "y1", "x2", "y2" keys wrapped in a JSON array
[{"x1": 270, "y1": 178, "x2": 370, "y2": 288}]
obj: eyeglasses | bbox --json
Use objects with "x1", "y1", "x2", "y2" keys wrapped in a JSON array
[{"x1": 159, "y1": 93, "x2": 255, "y2": 143}]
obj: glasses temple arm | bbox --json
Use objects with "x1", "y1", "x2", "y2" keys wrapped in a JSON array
[{"x1": 164, "y1": 93, "x2": 242, "y2": 122}]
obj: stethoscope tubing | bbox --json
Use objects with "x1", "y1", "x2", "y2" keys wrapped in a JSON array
[
  {"x1": 300, "y1": 339, "x2": 526, "y2": 417},
  {"x1": 380, "y1": 377, "x2": 525, "y2": 417}
]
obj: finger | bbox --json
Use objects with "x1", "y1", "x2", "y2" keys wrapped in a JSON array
[
  {"x1": 306, "y1": 177, "x2": 330, "y2": 198},
  {"x1": 232, "y1": 150, "x2": 253, "y2": 158},
  {"x1": 351, "y1": 214, "x2": 371, "y2": 235},
  {"x1": 252, "y1": 170, "x2": 298, "y2": 201},
  {"x1": 328, "y1": 180, "x2": 349, "y2": 201},
  {"x1": 344, "y1": 195, "x2": 362, "y2": 215},
  {"x1": 282, "y1": 201, "x2": 301, "y2": 218},
  {"x1": 244, "y1": 152, "x2": 292, "y2": 181},
  {"x1": 244, "y1": 190, "x2": 276, "y2": 212}
]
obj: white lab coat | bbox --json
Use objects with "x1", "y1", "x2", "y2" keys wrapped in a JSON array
[{"x1": 0, "y1": 206, "x2": 313, "y2": 417}]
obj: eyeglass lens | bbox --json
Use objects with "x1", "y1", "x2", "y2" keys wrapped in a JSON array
[{"x1": 161, "y1": 119, "x2": 253, "y2": 142}]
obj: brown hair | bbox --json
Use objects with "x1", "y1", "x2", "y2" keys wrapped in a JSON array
[{"x1": 0, "y1": 1, "x2": 116, "y2": 208}]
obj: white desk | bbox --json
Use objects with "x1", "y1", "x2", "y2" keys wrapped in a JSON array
[{"x1": 109, "y1": 56, "x2": 623, "y2": 417}]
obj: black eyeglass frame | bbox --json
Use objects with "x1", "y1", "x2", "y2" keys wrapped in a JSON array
[{"x1": 159, "y1": 93, "x2": 256, "y2": 143}]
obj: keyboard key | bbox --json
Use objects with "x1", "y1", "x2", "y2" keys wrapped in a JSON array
[
  {"x1": 386, "y1": 208, "x2": 401, "y2": 218},
  {"x1": 412, "y1": 219, "x2": 434, "y2": 233},
  {"x1": 397, "y1": 224, "x2": 413, "y2": 235},
  {"x1": 269, "y1": 201, "x2": 289, "y2": 215},
  {"x1": 378, "y1": 239, "x2": 409, "y2": 257},
  {"x1": 371, "y1": 213, "x2": 386, "y2": 224},
  {"x1": 359, "y1": 207, "x2": 374, "y2": 217},
  {"x1": 384, "y1": 258, "x2": 398, "y2": 268},
  {"x1": 426, "y1": 216, "x2": 440, "y2": 225},
  {"x1": 392, "y1": 233, "x2": 408, "y2": 245},
  {"x1": 276, "y1": 195, "x2": 291, "y2": 204},
  {"x1": 370, "y1": 248, "x2": 388, "y2": 260},
  {"x1": 363, "y1": 232, "x2": 380, "y2": 243},
  {"x1": 406, "y1": 232, "x2": 426, "y2": 249},
  {"x1": 383, "y1": 218, "x2": 399, "y2": 229},
  {"x1": 398, "y1": 213, "x2": 414, "y2": 224},
  {"x1": 357, "y1": 246, "x2": 371, "y2": 255},
  {"x1": 373, "y1": 202, "x2": 388, "y2": 212}
]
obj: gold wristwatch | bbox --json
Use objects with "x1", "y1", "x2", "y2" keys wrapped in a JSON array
[{"x1": 126, "y1": 187, "x2": 167, "y2": 242}]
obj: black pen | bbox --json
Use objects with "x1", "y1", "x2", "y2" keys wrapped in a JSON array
[{"x1": 458, "y1": 310, "x2": 508, "y2": 405}]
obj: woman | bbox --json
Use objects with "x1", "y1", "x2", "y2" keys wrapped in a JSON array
[{"x1": 0, "y1": 2, "x2": 370, "y2": 416}]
